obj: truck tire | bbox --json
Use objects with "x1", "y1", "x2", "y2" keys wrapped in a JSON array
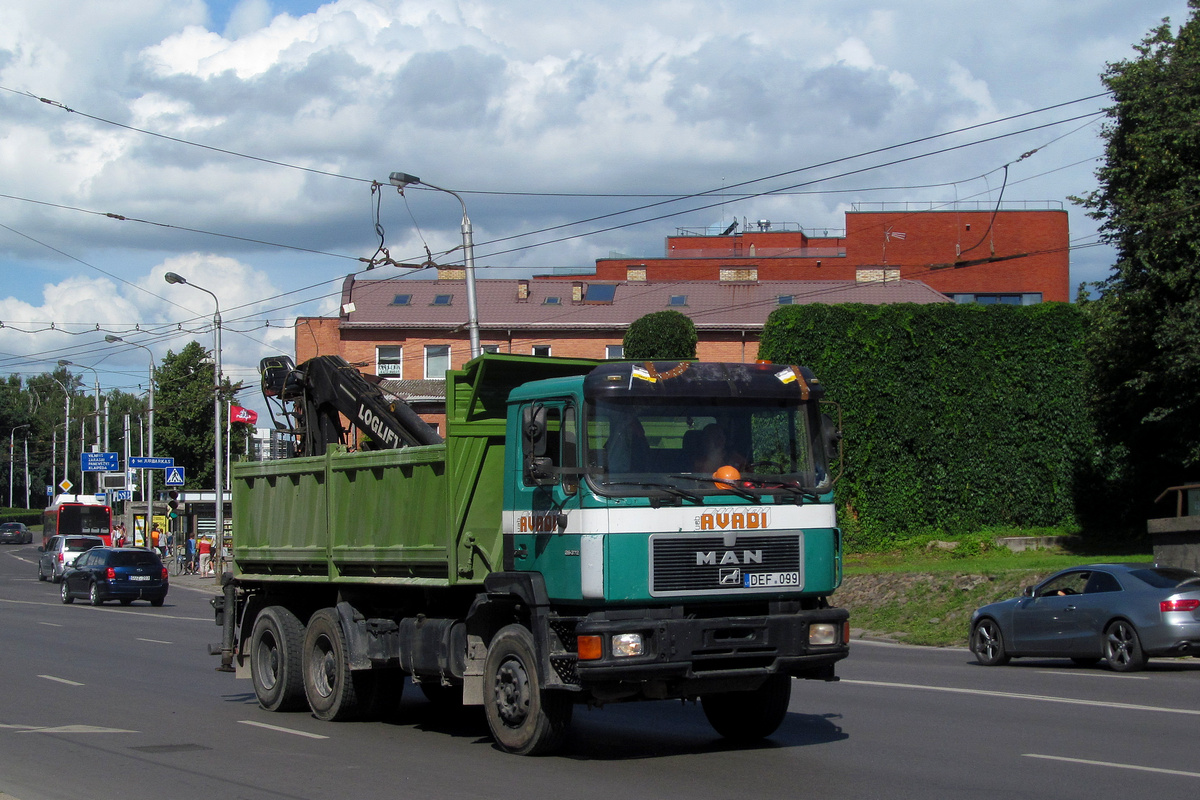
[
  {"x1": 249, "y1": 606, "x2": 307, "y2": 712},
  {"x1": 483, "y1": 624, "x2": 572, "y2": 755},
  {"x1": 701, "y1": 673, "x2": 792, "y2": 742},
  {"x1": 303, "y1": 608, "x2": 365, "y2": 721}
]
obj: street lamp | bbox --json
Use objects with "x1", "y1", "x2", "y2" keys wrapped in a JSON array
[
  {"x1": 58, "y1": 360, "x2": 102, "y2": 490},
  {"x1": 164, "y1": 271, "x2": 223, "y2": 562},
  {"x1": 388, "y1": 172, "x2": 481, "y2": 359},
  {"x1": 47, "y1": 375, "x2": 72, "y2": 494},
  {"x1": 106, "y1": 335, "x2": 155, "y2": 531},
  {"x1": 9, "y1": 424, "x2": 28, "y2": 508}
]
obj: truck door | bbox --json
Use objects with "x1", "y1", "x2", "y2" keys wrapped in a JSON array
[{"x1": 513, "y1": 401, "x2": 584, "y2": 600}]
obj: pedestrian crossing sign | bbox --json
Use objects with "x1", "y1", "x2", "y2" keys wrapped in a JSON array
[{"x1": 164, "y1": 466, "x2": 185, "y2": 486}]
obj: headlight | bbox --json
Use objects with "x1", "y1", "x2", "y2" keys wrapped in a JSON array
[
  {"x1": 810, "y1": 623, "x2": 837, "y2": 646},
  {"x1": 611, "y1": 633, "x2": 644, "y2": 657}
]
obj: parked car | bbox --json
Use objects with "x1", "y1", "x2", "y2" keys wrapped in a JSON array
[
  {"x1": 0, "y1": 522, "x2": 33, "y2": 544},
  {"x1": 970, "y1": 563, "x2": 1200, "y2": 672},
  {"x1": 37, "y1": 535, "x2": 104, "y2": 583},
  {"x1": 60, "y1": 547, "x2": 168, "y2": 607}
]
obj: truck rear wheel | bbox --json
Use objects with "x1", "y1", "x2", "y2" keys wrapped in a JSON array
[
  {"x1": 701, "y1": 673, "x2": 792, "y2": 742},
  {"x1": 249, "y1": 606, "x2": 307, "y2": 711},
  {"x1": 483, "y1": 624, "x2": 572, "y2": 755},
  {"x1": 303, "y1": 608, "x2": 365, "y2": 721}
]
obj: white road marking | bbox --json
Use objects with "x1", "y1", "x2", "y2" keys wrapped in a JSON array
[
  {"x1": 16, "y1": 725, "x2": 137, "y2": 734},
  {"x1": 137, "y1": 638, "x2": 173, "y2": 644},
  {"x1": 1025, "y1": 753, "x2": 1200, "y2": 779},
  {"x1": 238, "y1": 720, "x2": 329, "y2": 739},
  {"x1": 1035, "y1": 669, "x2": 1148, "y2": 680},
  {"x1": 38, "y1": 675, "x2": 84, "y2": 686},
  {"x1": 0, "y1": 597, "x2": 208, "y2": 621},
  {"x1": 843, "y1": 679, "x2": 1200, "y2": 716},
  {"x1": 38, "y1": 622, "x2": 63, "y2": 627}
]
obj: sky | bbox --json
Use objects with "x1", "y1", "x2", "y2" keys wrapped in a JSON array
[{"x1": 0, "y1": 0, "x2": 1192, "y2": 416}]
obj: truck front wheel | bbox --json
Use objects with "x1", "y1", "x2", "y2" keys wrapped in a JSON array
[
  {"x1": 701, "y1": 673, "x2": 792, "y2": 742},
  {"x1": 249, "y1": 606, "x2": 306, "y2": 711},
  {"x1": 302, "y1": 608, "x2": 365, "y2": 721},
  {"x1": 483, "y1": 624, "x2": 572, "y2": 755}
]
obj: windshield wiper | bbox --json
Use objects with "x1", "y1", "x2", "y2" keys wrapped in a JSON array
[
  {"x1": 737, "y1": 475, "x2": 822, "y2": 502},
  {"x1": 669, "y1": 474, "x2": 761, "y2": 503},
  {"x1": 600, "y1": 480, "x2": 706, "y2": 504}
]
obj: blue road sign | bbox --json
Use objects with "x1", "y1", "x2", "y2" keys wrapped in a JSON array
[
  {"x1": 81, "y1": 452, "x2": 119, "y2": 472},
  {"x1": 114, "y1": 489, "x2": 133, "y2": 501},
  {"x1": 129, "y1": 456, "x2": 175, "y2": 469},
  {"x1": 164, "y1": 466, "x2": 185, "y2": 486}
]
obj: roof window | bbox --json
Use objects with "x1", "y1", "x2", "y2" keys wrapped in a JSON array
[
  {"x1": 432, "y1": 294, "x2": 453, "y2": 306},
  {"x1": 391, "y1": 294, "x2": 412, "y2": 306}
]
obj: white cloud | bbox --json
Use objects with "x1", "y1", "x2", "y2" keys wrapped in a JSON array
[{"x1": 0, "y1": 0, "x2": 1194, "y2": 379}]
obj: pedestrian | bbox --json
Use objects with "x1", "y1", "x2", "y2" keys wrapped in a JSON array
[
  {"x1": 185, "y1": 534, "x2": 196, "y2": 575},
  {"x1": 198, "y1": 535, "x2": 212, "y2": 577}
]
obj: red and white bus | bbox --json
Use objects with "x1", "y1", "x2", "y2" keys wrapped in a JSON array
[{"x1": 42, "y1": 495, "x2": 112, "y2": 548}]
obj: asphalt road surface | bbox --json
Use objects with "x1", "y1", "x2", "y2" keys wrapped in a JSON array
[{"x1": 3, "y1": 542, "x2": 1199, "y2": 800}]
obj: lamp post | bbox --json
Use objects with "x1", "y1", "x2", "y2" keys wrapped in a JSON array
[
  {"x1": 388, "y1": 172, "x2": 481, "y2": 359},
  {"x1": 9, "y1": 424, "x2": 29, "y2": 507},
  {"x1": 164, "y1": 271, "x2": 223, "y2": 564},
  {"x1": 58, "y1": 360, "x2": 102, "y2": 491},
  {"x1": 106, "y1": 335, "x2": 155, "y2": 532},
  {"x1": 48, "y1": 376, "x2": 72, "y2": 495}
]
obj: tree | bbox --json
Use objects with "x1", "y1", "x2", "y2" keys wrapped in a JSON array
[
  {"x1": 622, "y1": 311, "x2": 698, "y2": 360},
  {"x1": 1074, "y1": 2, "x2": 1200, "y2": 518},
  {"x1": 153, "y1": 341, "x2": 246, "y2": 490}
]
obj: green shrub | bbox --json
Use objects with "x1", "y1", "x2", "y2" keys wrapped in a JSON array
[
  {"x1": 760, "y1": 302, "x2": 1094, "y2": 548},
  {"x1": 623, "y1": 311, "x2": 698, "y2": 360}
]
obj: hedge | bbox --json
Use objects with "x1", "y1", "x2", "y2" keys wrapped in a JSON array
[{"x1": 759, "y1": 302, "x2": 1093, "y2": 550}]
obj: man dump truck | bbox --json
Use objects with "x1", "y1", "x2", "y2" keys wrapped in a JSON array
[{"x1": 213, "y1": 353, "x2": 849, "y2": 755}]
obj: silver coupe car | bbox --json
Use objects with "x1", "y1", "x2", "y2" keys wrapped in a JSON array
[{"x1": 970, "y1": 563, "x2": 1200, "y2": 672}]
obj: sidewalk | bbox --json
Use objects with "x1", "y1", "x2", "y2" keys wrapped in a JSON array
[{"x1": 167, "y1": 560, "x2": 228, "y2": 595}]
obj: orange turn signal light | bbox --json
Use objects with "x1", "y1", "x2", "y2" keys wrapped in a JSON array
[{"x1": 577, "y1": 635, "x2": 603, "y2": 660}]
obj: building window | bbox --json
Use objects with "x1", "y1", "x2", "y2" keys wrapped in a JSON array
[
  {"x1": 376, "y1": 346, "x2": 403, "y2": 378},
  {"x1": 532, "y1": 345, "x2": 552, "y2": 357},
  {"x1": 585, "y1": 284, "x2": 617, "y2": 303},
  {"x1": 481, "y1": 344, "x2": 500, "y2": 354},
  {"x1": 606, "y1": 345, "x2": 624, "y2": 359},
  {"x1": 952, "y1": 293, "x2": 1043, "y2": 305},
  {"x1": 390, "y1": 294, "x2": 412, "y2": 306},
  {"x1": 719, "y1": 267, "x2": 758, "y2": 282},
  {"x1": 543, "y1": 296, "x2": 562, "y2": 305},
  {"x1": 425, "y1": 345, "x2": 450, "y2": 379},
  {"x1": 777, "y1": 295, "x2": 794, "y2": 305},
  {"x1": 432, "y1": 294, "x2": 453, "y2": 306},
  {"x1": 668, "y1": 295, "x2": 688, "y2": 307},
  {"x1": 856, "y1": 268, "x2": 900, "y2": 283}
]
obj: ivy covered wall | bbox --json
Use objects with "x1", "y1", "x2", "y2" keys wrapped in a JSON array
[{"x1": 759, "y1": 302, "x2": 1093, "y2": 550}]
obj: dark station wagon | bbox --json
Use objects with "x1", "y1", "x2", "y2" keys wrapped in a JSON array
[{"x1": 60, "y1": 547, "x2": 169, "y2": 607}]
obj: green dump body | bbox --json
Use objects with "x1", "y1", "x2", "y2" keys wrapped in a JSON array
[{"x1": 229, "y1": 354, "x2": 602, "y2": 586}]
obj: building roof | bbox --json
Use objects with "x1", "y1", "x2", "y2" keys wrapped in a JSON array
[{"x1": 340, "y1": 277, "x2": 948, "y2": 331}]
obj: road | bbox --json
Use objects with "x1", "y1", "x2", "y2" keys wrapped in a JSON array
[{"x1": 2, "y1": 542, "x2": 1199, "y2": 800}]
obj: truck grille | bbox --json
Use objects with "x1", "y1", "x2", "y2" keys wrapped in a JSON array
[{"x1": 649, "y1": 533, "x2": 803, "y2": 597}]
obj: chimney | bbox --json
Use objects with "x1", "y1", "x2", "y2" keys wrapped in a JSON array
[
  {"x1": 517, "y1": 279, "x2": 530, "y2": 301},
  {"x1": 572, "y1": 282, "x2": 584, "y2": 302}
]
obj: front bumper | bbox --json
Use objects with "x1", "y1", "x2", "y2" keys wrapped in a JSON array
[{"x1": 568, "y1": 606, "x2": 849, "y2": 698}]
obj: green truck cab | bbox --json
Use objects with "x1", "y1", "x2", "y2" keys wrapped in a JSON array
[{"x1": 218, "y1": 354, "x2": 848, "y2": 755}]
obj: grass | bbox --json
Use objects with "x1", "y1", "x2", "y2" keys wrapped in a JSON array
[{"x1": 839, "y1": 535, "x2": 1155, "y2": 647}]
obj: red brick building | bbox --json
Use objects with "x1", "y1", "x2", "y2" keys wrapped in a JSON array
[
  {"x1": 296, "y1": 275, "x2": 948, "y2": 431},
  {"x1": 294, "y1": 203, "x2": 1066, "y2": 431},
  {"x1": 571, "y1": 204, "x2": 1068, "y2": 305}
]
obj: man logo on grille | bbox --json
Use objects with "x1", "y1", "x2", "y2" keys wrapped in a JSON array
[{"x1": 719, "y1": 568, "x2": 742, "y2": 585}]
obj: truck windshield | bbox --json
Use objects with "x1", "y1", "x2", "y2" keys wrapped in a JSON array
[{"x1": 585, "y1": 396, "x2": 829, "y2": 499}]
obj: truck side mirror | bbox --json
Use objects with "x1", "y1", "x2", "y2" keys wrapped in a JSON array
[
  {"x1": 820, "y1": 411, "x2": 843, "y2": 486},
  {"x1": 522, "y1": 405, "x2": 554, "y2": 484},
  {"x1": 522, "y1": 405, "x2": 547, "y2": 457}
]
